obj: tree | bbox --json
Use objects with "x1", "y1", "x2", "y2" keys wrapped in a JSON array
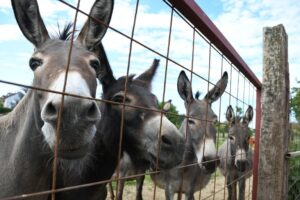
[
  {"x1": 217, "y1": 122, "x2": 229, "y2": 138},
  {"x1": 0, "y1": 101, "x2": 11, "y2": 114},
  {"x1": 288, "y1": 81, "x2": 300, "y2": 200},
  {"x1": 235, "y1": 106, "x2": 243, "y2": 116},
  {"x1": 291, "y1": 81, "x2": 300, "y2": 122}
]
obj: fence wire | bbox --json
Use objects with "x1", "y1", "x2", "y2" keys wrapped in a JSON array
[{"x1": 0, "y1": 0, "x2": 261, "y2": 200}]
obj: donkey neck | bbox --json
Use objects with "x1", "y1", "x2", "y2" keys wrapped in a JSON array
[
  {"x1": 98, "y1": 104, "x2": 149, "y2": 171},
  {"x1": 0, "y1": 90, "x2": 48, "y2": 154},
  {"x1": 0, "y1": 90, "x2": 52, "y2": 198},
  {"x1": 179, "y1": 122, "x2": 198, "y2": 166}
]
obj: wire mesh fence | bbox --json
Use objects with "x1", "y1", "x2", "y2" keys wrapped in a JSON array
[{"x1": 0, "y1": 0, "x2": 262, "y2": 199}]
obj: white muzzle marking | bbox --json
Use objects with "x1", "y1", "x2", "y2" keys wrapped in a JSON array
[
  {"x1": 196, "y1": 138, "x2": 217, "y2": 167},
  {"x1": 235, "y1": 148, "x2": 247, "y2": 165},
  {"x1": 41, "y1": 71, "x2": 92, "y2": 149}
]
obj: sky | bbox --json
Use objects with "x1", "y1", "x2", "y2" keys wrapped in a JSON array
[{"x1": 0, "y1": 0, "x2": 299, "y2": 124}]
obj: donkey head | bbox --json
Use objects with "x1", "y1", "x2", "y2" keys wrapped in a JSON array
[
  {"x1": 98, "y1": 59, "x2": 184, "y2": 169},
  {"x1": 178, "y1": 71, "x2": 228, "y2": 173},
  {"x1": 226, "y1": 105, "x2": 253, "y2": 172},
  {"x1": 11, "y1": 0, "x2": 114, "y2": 159}
]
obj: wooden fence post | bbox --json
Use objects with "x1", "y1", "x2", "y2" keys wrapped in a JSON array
[{"x1": 257, "y1": 24, "x2": 289, "y2": 199}]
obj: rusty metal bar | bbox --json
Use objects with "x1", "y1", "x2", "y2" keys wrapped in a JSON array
[
  {"x1": 167, "y1": 0, "x2": 262, "y2": 90},
  {"x1": 252, "y1": 89, "x2": 261, "y2": 200},
  {"x1": 51, "y1": 1, "x2": 81, "y2": 199}
]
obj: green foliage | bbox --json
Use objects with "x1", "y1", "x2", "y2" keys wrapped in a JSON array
[
  {"x1": 0, "y1": 101, "x2": 11, "y2": 114},
  {"x1": 288, "y1": 125, "x2": 300, "y2": 199},
  {"x1": 289, "y1": 81, "x2": 300, "y2": 199},
  {"x1": 218, "y1": 123, "x2": 229, "y2": 136},
  {"x1": 158, "y1": 101, "x2": 181, "y2": 128},
  {"x1": 235, "y1": 106, "x2": 243, "y2": 116},
  {"x1": 291, "y1": 82, "x2": 300, "y2": 122}
]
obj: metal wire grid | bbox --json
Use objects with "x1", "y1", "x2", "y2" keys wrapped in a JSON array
[{"x1": 0, "y1": 0, "x2": 261, "y2": 199}]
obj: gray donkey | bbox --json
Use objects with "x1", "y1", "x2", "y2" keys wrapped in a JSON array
[
  {"x1": 109, "y1": 100, "x2": 173, "y2": 200},
  {"x1": 218, "y1": 105, "x2": 254, "y2": 200},
  {"x1": 0, "y1": 0, "x2": 113, "y2": 199},
  {"x1": 151, "y1": 70, "x2": 228, "y2": 200}
]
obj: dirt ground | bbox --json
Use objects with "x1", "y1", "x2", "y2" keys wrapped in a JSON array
[{"x1": 106, "y1": 175, "x2": 253, "y2": 200}]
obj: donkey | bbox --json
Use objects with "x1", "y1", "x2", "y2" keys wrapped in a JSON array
[
  {"x1": 151, "y1": 70, "x2": 228, "y2": 200},
  {"x1": 109, "y1": 99, "x2": 174, "y2": 200},
  {"x1": 0, "y1": 0, "x2": 113, "y2": 199},
  {"x1": 218, "y1": 105, "x2": 254, "y2": 200},
  {"x1": 99, "y1": 58, "x2": 185, "y2": 199},
  {"x1": 98, "y1": 58, "x2": 186, "y2": 171}
]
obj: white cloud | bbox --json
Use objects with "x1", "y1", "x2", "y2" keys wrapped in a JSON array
[
  {"x1": 0, "y1": 24, "x2": 22, "y2": 41},
  {"x1": 37, "y1": 0, "x2": 72, "y2": 18},
  {"x1": 212, "y1": 0, "x2": 300, "y2": 88},
  {"x1": 0, "y1": 0, "x2": 10, "y2": 9}
]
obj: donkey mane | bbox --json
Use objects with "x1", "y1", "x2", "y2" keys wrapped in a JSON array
[
  {"x1": 54, "y1": 22, "x2": 74, "y2": 41},
  {"x1": 195, "y1": 91, "x2": 201, "y2": 99}
]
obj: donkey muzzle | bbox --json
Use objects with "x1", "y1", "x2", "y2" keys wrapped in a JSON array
[{"x1": 202, "y1": 156, "x2": 220, "y2": 174}]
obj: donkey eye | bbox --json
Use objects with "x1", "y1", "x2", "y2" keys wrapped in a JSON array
[
  {"x1": 112, "y1": 95, "x2": 124, "y2": 103},
  {"x1": 112, "y1": 95, "x2": 131, "y2": 104},
  {"x1": 90, "y1": 59, "x2": 100, "y2": 72},
  {"x1": 188, "y1": 119, "x2": 195, "y2": 125},
  {"x1": 29, "y1": 58, "x2": 43, "y2": 71},
  {"x1": 229, "y1": 135, "x2": 235, "y2": 140}
]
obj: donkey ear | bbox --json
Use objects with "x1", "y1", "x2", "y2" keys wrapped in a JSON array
[
  {"x1": 163, "y1": 99, "x2": 172, "y2": 112},
  {"x1": 177, "y1": 71, "x2": 193, "y2": 104},
  {"x1": 96, "y1": 43, "x2": 116, "y2": 93},
  {"x1": 78, "y1": 0, "x2": 114, "y2": 51},
  {"x1": 11, "y1": 0, "x2": 49, "y2": 47},
  {"x1": 226, "y1": 105, "x2": 235, "y2": 123},
  {"x1": 243, "y1": 105, "x2": 254, "y2": 124},
  {"x1": 204, "y1": 71, "x2": 228, "y2": 104},
  {"x1": 135, "y1": 59, "x2": 160, "y2": 91}
]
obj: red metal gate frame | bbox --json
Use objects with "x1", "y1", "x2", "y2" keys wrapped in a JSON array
[{"x1": 167, "y1": 0, "x2": 262, "y2": 199}]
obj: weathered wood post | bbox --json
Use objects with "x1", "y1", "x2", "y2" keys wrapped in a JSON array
[{"x1": 257, "y1": 24, "x2": 289, "y2": 199}]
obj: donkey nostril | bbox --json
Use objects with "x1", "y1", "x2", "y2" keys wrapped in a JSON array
[
  {"x1": 203, "y1": 156, "x2": 218, "y2": 173},
  {"x1": 236, "y1": 160, "x2": 247, "y2": 172},
  {"x1": 42, "y1": 102, "x2": 59, "y2": 122},
  {"x1": 86, "y1": 102, "x2": 100, "y2": 120},
  {"x1": 161, "y1": 135, "x2": 173, "y2": 146},
  {"x1": 46, "y1": 103, "x2": 57, "y2": 115}
]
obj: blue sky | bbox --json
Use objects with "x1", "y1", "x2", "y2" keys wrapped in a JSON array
[{"x1": 0, "y1": 0, "x2": 299, "y2": 124}]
